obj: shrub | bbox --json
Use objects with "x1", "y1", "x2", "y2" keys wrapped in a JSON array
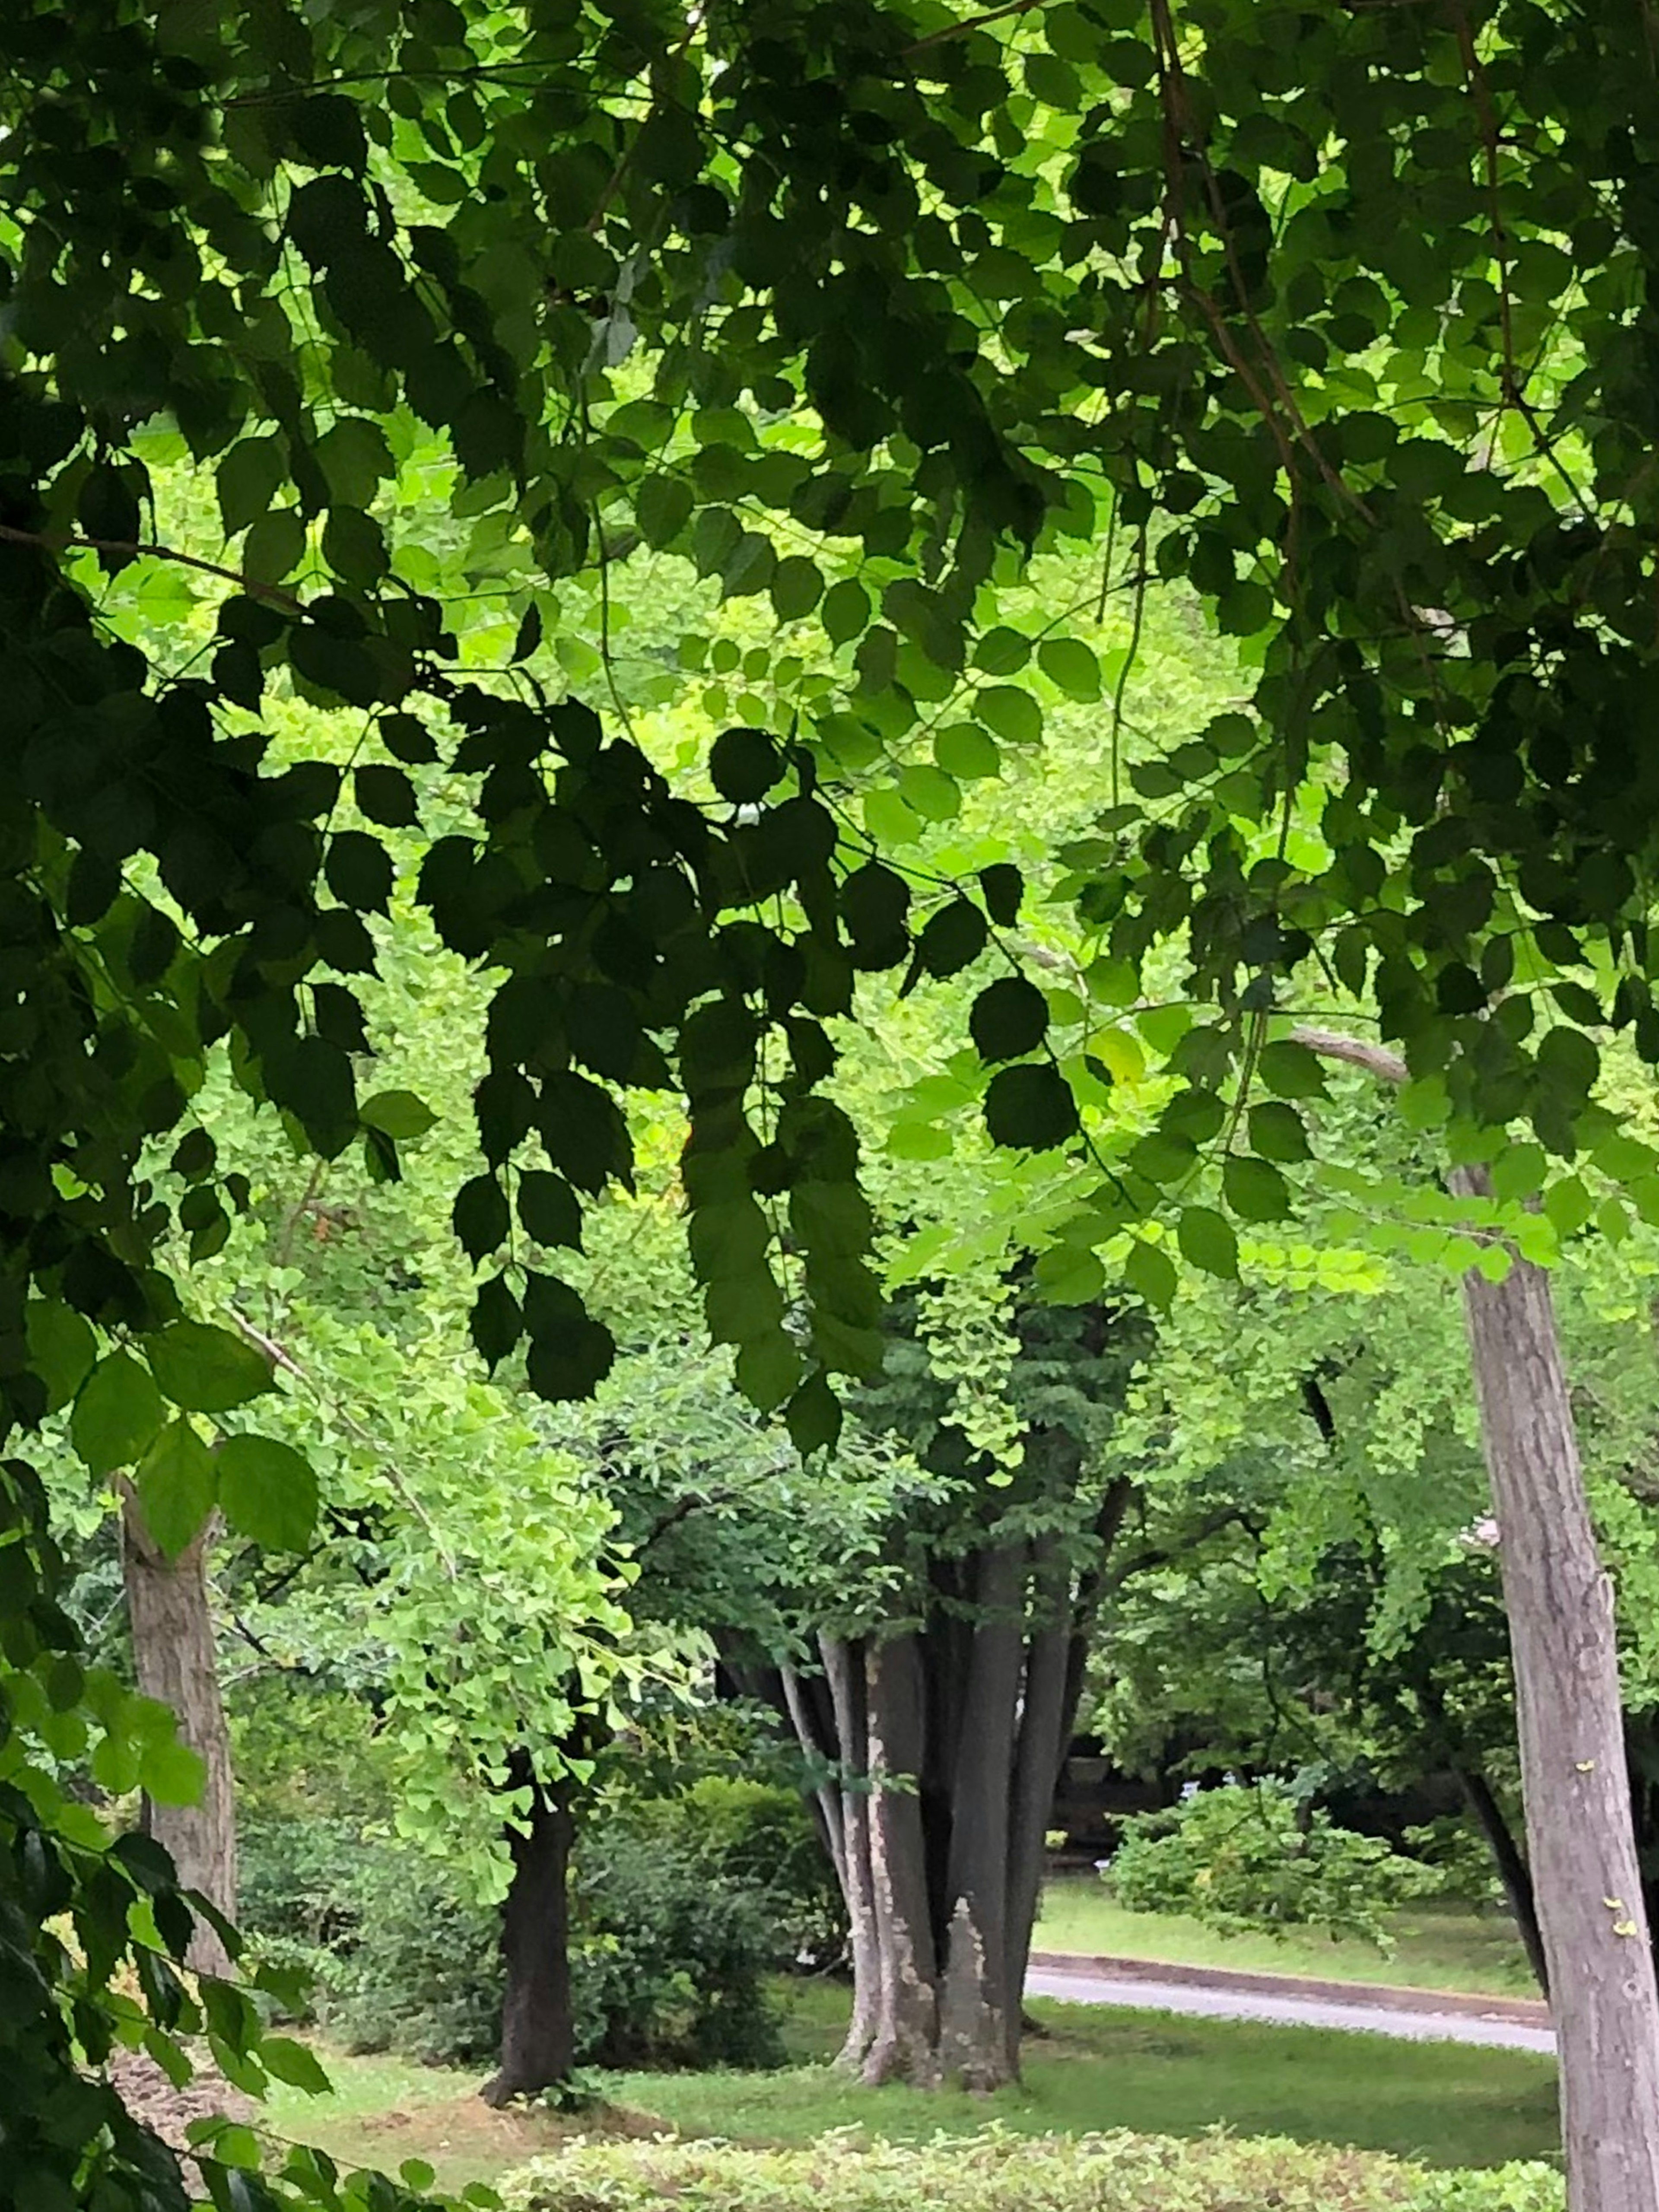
[
  {"x1": 609, "y1": 1780, "x2": 846, "y2": 1969},
  {"x1": 499, "y1": 2128, "x2": 1564, "y2": 2212},
  {"x1": 239, "y1": 1817, "x2": 500, "y2": 2062},
  {"x1": 572, "y1": 1827, "x2": 785, "y2": 2070},
  {"x1": 239, "y1": 1809, "x2": 787, "y2": 2073},
  {"x1": 1103, "y1": 1781, "x2": 1437, "y2": 1950}
]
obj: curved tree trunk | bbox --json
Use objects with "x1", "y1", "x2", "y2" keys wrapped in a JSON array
[
  {"x1": 1455, "y1": 1761, "x2": 1549, "y2": 2000},
  {"x1": 481, "y1": 1759, "x2": 575, "y2": 2106},
  {"x1": 120, "y1": 1491, "x2": 235, "y2": 1978},
  {"x1": 1454, "y1": 1167, "x2": 1659, "y2": 2212}
]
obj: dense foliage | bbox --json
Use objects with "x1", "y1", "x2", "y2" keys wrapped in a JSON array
[
  {"x1": 500, "y1": 2130, "x2": 1564, "y2": 2212},
  {"x1": 1103, "y1": 1781, "x2": 1437, "y2": 1951}
]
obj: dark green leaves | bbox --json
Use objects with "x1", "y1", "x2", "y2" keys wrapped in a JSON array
[
  {"x1": 970, "y1": 976, "x2": 1049, "y2": 1061},
  {"x1": 134, "y1": 1421, "x2": 217, "y2": 1558},
  {"x1": 1223, "y1": 1154, "x2": 1293, "y2": 1221},
  {"x1": 984, "y1": 1063, "x2": 1080, "y2": 1150},
  {"x1": 145, "y1": 1323, "x2": 271, "y2": 1413},
  {"x1": 71, "y1": 1353, "x2": 165, "y2": 1477},
  {"x1": 217, "y1": 1436, "x2": 318, "y2": 1552},
  {"x1": 914, "y1": 899, "x2": 989, "y2": 980},
  {"x1": 518, "y1": 1171, "x2": 582, "y2": 1250},
  {"x1": 361, "y1": 1090, "x2": 438, "y2": 1141},
  {"x1": 326, "y1": 830, "x2": 394, "y2": 913},
  {"x1": 454, "y1": 1174, "x2": 510, "y2": 1262},
  {"x1": 710, "y1": 726, "x2": 784, "y2": 803}
]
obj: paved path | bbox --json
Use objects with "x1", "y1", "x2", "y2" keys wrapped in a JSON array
[{"x1": 1025, "y1": 1964, "x2": 1557, "y2": 2053}]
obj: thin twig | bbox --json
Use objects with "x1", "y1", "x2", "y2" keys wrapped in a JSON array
[{"x1": 227, "y1": 1307, "x2": 460, "y2": 1580}]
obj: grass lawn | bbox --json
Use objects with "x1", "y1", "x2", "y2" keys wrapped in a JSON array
[
  {"x1": 264, "y1": 1980, "x2": 1558, "y2": 2195},
  {"x1": 1035, "y1": 1878, "x2": 1539, "y2": 1999}
]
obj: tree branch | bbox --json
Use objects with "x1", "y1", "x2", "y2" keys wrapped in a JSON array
[
  {"x1": 1289, "y1": 1023, "x2": 1408, "y2": 1086},
  {"x1": 0, "y1": 523, "x2": 305, "y2": 613}
]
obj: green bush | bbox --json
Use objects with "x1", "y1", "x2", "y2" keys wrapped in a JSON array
[
  {"x1": 239, "y1": 1809, "x2": 786, "y2": 2072},
  {"x1": 610, "y1": 1780, "x2": 846, "y2": 1969},
  {"x1": 240, "y1": 1817, "x2": 501, "y2": 2063},
  {"x1": 573, "y1": 1827, "x2": 785, "y2": 2070},
  {"x1": 499, "y1": 2128, "x2": 1564, "y2": 2212},
  {"x1": 1104, "y1": 1782, "x2": 1437, "y2": 1950}
]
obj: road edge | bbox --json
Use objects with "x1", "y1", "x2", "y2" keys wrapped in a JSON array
[{"x1": 1027, "y1": 1949, "x2": 1551, "y2": 2028}]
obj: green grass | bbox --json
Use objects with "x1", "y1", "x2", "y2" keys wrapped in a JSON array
[
  {"x1": 1034, "y1": 1879, "x2": 1539, "y2": 1999},
  {"x1": 264, "y1": 1980, "x2": 1558, "y2": 2193}
]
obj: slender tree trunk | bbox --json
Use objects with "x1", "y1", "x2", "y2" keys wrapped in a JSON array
[
  {"x1": 818, "y1": 1634, "x2": 882, "y2": 2073},
  {"x1": 861, "y1": 1633, "x2": 939, "y2": 2085},
  {"x1": 1004, "y1": 1544, "x2": 1074, "y2": 2069},
  {"x1": 120, "y1": 1491, "x2": 235, "y2": 1977},
  {"x1": 938, "y1": 1545, "x2": 1023, "y2": 2089},
  {"x1": 481, "y1": 1762, "x2": 575, "y2": 2106},
  {"x1": 1453, "y1": 1163, "x2": 1659, "y2": 2212},
  {"x1": 1455, "y1": 1761, "x2": 1549, "y2": 2000}
]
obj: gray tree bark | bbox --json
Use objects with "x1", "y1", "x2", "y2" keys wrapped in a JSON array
[
  {"x1": 1293, "y1": 1028, "x2": 1659, "y2": 2212},
  {"x1": 120, "y1": 1491, "x2": 236, "y2": 1978},
  {"x1": 1453, "y1": 1163, "x2": 1659, "y2": 2212}
]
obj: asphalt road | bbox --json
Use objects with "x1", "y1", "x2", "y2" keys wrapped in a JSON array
[{"x1": 1024, "y1": 1965, "x2": 1558, "y2": 2053}]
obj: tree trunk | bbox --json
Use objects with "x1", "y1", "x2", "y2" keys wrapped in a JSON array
[
  {"x1": 817, "y1": 1634, "x2": 882, "y2": 2072},
  {"x1": 481, "y1": 1761, "x2": 575, "y2": 2106},
  {"x1": 861, "y1": 1632, "x2": 940, "y2": 2085},
  {"x1": 1455, "y1": 1761, "x2": 1549, "y2": 1999},
  {"x1": 938, "y1": 1545, "x2": 1023, "y2": 2089},
  {"x1": 1454, "y1": 1163, "x2": 1659, "y2": 2212},
  {"x1": 120, "y1": 1490, "x2": 235, "y2": 1978}
]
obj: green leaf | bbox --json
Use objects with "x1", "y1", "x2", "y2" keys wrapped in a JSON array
[
  {"x1": 770, "y1": 556, "x2": 823, "y2": 620},
  {"x1": 973, "y1": 626, "x2": 1031, "y2": 674},
  {"x1": 360, "y1": 1089, "x2": 439, "y2": 1141},
  {"x1": 979, "y1": 863, "x2": 1023, "y2": 925},
  {"x1": 259, "y1": 2036, "x2": 333, "y2": 2095},
  {"x1": 983, "y1": 1062, "x2": 1079, "y2": 1150},
  {"x1": 1124, "y1": 1237, "x2": 1179, "y2": 1310},
  {"x1": 518, "y1": 1171, "x2": 583, "y2": 1249},
  {"x1": 134, "y1": 1421, "x2": 218, "y2": 1559},
  {"x1": 1257, "y1": 1040, "x2": 1329, "y2": 1099},
  {"x1": 242, "y1": 507, "x2": 307, "y2": 585},
  {"x1": 217, "y1": 1435, "x2": 320, "y2": 1552},
  {"x1": 146, "y1": 1323, "x2": 271, "y2": 1414},
  {"x1": 1248, "y1": 1100, "x2": 1312, "y2": 1162},
  {"x1": 970, "y1": 976, "x2": 1050, "y2": 1061},
  {"x1": 1038, "y1": 637, "x2": 1102, "y2": 699},
  {"x1": 637, "y1": 473, "x2": 693, "y2": 548},
  {"x1": 454, "y1": 1174, "x2": 511, "y2": 1261},
  {"x1": 977, "y1": 685, "x2": 1043, "y2": 744},
  {"x1": 915, "y1": 899, "x2": 989, "y2": 979},
  {"x1": 1177, "y1": 1205, "x2": 1239, "y2": 1279},
  {"x1": 25, "y1": 1300, "x2": 97, "y2": 1415},
  {"x1": 1223, "y1": 1154, "x2": 1293, "y2": 1221},
  {"x1": 70, "y1": 1353, "x2": 165, "y2": 1478},
  {"x1": 326, "y1": 829, "x2": 395, "y2": 913},
  {"x1": 710, "y1": 726, "x2": 783, "y2": 803},
  {"x1": 821, "y1": 577, "x2": 871, "y2": 645},
  {"x1": 786, "y1": 1371, "x2": 842, "y2": 1456},
  {"x1": 140, "y1": 1734, "x2": 207, "y2": 1809},
  {"x1": 216, "y1": 437, "x2": 286, "y2": 537},
  {"x1": 934, "y1": 723, "x2": 1001, "y2": 779}
]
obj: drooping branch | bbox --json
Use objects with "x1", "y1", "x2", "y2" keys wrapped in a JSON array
[{"x1": 0, "y1": 522, "x2": 305, "y2": 612}]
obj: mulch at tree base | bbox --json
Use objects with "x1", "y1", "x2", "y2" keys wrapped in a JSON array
[{"x1": 106, "y1": 2048, "x2": 254, "y2": 2155}]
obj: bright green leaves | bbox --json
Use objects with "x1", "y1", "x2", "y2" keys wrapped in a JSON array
[
  {"x1": 134, "y1": 1421, "x2": 217, "y2": 1558},
  {"x1": 216, "y1": 1435, "x2": 318, "y2": 1553},
  {"x1": 984, "y1": 1063, "x2": 1081, "y2": 1151},
  {"x1": 361, "y1": 1090, "x2": 438, "y2": 1142},
  {"x1": 1039, "y1": 637, "x2": 1102, "y2": 700},
  {"x1": 145, "y1": 1323, "x2": 270, "y2": 1414},
  {"x1": 71, "y1": 1353, "x2": 164, "y2": 1478},
  {"x1": 971, "y1": 977, "x2": 1049, "y2": 1062}
]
